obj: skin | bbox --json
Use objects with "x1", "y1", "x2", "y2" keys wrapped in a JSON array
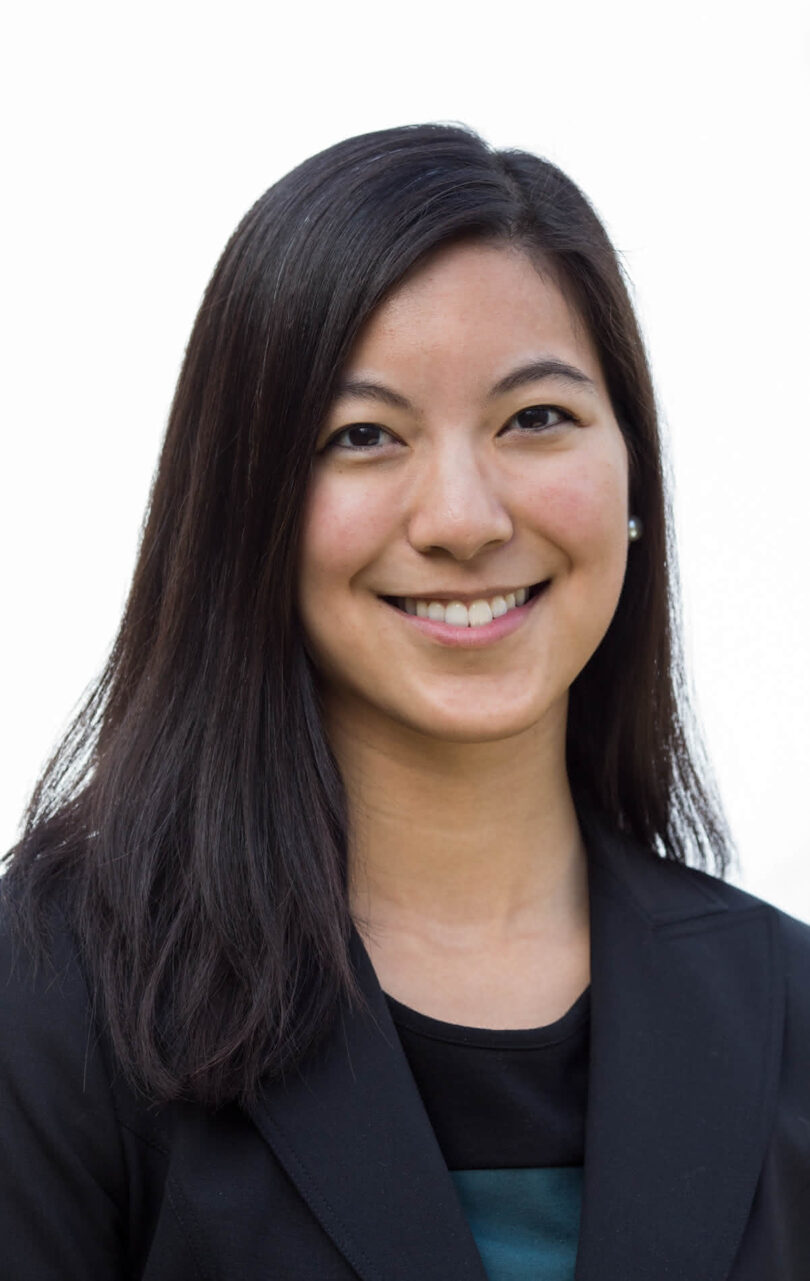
[{"x1": 298, "y1": 241, "x2": 631, "y2": 1028}]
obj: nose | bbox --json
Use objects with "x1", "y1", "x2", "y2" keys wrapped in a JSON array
[{"x1": 406, "y1": 441, "x2": 514, "y2": 561}]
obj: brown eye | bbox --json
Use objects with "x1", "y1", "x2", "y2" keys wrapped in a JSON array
[
  {"x1": 508, "y1": 405, "x2": 571, "y2": 433},
  {"x1": 329, "y1": 424, "x2": 394, "y2": 450}
]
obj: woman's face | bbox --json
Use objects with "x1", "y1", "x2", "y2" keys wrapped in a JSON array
[{"x1": 298, "y1": 241, "x2": 630, "y2": 745}]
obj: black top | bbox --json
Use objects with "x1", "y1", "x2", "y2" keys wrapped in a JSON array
[{"x1": 385, "y1": 988, "x2": 590, "y2": 1170}]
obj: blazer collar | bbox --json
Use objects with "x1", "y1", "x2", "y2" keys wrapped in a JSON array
[{"x1": 245, "y1": 819, "x2": 784, "y2": 1281}]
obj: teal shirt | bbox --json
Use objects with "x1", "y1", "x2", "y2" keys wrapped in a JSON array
[{"x1": 451, "y1": 1168, "x2": 582, "y2": 1281}]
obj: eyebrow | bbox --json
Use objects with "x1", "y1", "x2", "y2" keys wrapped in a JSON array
[
  {"x1": 334, "y1": 358, "x2": 598, "y2": 411},
  {"x1": 333, "y1": 379, "x2": 412, "y2": 410},
  {"x1": 490, "y1": 358, "x2": 598, "y2": 399}
]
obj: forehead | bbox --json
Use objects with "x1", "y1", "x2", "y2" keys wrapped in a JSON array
[{"x1": 345, "y1": 241, "x2": 603, "y2": 396}]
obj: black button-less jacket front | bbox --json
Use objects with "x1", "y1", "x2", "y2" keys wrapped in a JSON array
[{"x1": 2, "y1": 822, "x2": 809, "y2": 1280}]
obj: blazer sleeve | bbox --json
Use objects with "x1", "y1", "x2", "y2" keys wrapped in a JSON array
[{"x1": 0, "y1": 891, "x2": 128, "y2": 1278}]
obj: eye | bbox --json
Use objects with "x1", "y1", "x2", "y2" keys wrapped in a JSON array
[
  {"x1": 323, "y1": 423, "x2": 397, "y2": 451},
  {"x1": 501, "y1": 404, "x2": 576, "y2": 435}
]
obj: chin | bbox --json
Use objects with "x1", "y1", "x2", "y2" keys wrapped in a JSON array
[{"x1": 386, "y1": 693, "x2": 566, "y2": 746}]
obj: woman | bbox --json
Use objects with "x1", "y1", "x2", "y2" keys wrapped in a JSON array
[{"x1": 1, "y1": 123, "x2": 807, "y2": 1280}]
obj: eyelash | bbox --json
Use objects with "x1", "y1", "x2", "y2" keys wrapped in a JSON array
[{"x1": 322, "y1": 404, "x2": 578, "y2": 453}]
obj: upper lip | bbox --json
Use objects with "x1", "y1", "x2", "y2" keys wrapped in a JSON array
[{"x1": 380, "y1": 581, "x2": 546, "y2": 605}]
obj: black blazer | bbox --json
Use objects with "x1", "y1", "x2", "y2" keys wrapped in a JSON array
[{"x1": 2, "y1": 823, "x2": 809, "y2": 1280}]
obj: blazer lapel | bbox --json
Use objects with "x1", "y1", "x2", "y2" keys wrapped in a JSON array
[
  {"x1": 575, "y1": 818, "x2": 785, "y2": 1281},
  {"x1": 245, "y1": 931, "x2": 488, "y2": 1281}
]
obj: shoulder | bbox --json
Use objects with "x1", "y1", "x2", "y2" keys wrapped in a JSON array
[
  {"x1": 1, "y1": 871, "x2": 177, "y2": 1154},
  {"x1": 669, "y1": 860, "x2": 810, "y2": 953},
  {"x1": 0, "y1": 877, "x2": 172, "y2": 1140},
  {"x1": 0, "y1": 878, "x2": 97, "y2": 1057},
  {"x1": 0, "y1": 878, "x2": 160, "y2": 1123},
  {"x1": 0, "y1": 878, "x2": 122, "y2": 1136},
  {"x1": 0, "y1": 878, "x2": 134, "y2": 1272},
  {"x1": 589, "y1": 818, "x2": 809, "y2": 937},
  {"x1": 679, "y1": 859, "x2": 810, "y2": 919},
  {"x1": 653, "y1": 859, "x2": 810, "y2": 1032},
  {"x1": 646, "y1": 855, "x2": 810, "y2": 954},
  {"x1": 587, "y1": 819, "x2": 810, "y2": 1004}
]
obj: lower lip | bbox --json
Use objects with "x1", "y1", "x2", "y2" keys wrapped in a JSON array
[{"x1": 383, "y1": 585, "x2": 548, "y2": 649}]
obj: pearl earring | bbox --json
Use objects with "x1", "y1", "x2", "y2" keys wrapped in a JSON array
[{"x1": 628, "y1": 516, "x2": 643, "y2": 542}]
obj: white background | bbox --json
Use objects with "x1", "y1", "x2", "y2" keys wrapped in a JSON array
[{"x1": 2, "y1": 1, "x2": 808, "y2": 917}]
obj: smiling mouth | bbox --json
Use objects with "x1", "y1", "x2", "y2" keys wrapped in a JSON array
[{"x1": 380, "y1": 581, "x2": 549, "y2": 629}]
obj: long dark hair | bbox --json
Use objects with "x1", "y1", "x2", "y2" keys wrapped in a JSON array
[{"x1": 5, "y1": 123, "x2": 731, "y2": 1106}]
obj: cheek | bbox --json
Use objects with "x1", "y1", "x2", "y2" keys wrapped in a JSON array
[
  {"x1": 298, "y1": 474, "x2": 397, "y2": 601},
  {"x1": 520, "y1": 452, "x2": 628, "y2": 562}
]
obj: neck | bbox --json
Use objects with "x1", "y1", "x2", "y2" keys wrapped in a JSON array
[{"x1": 326, "y1": 692, "x2": 588, "y2": 947}]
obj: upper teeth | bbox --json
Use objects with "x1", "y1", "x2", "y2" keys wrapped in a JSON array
[{"x1": 400, "y1": 587, "x2": 529, "y2": 627}]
